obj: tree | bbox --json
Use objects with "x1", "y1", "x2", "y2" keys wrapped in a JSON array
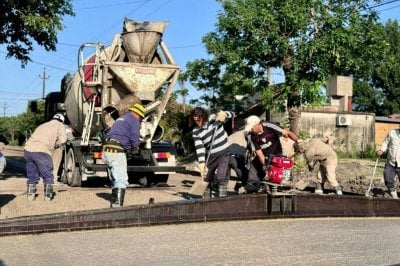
[
  {"x1": 185, "y1": 0, "x2": 384, "y2": 132},
  {"x1": 1, "y1": 0, "x2": 75, "y2": 67},
  {"x1": 369, "y1": 20, "x2": 400, "y2": 116}
]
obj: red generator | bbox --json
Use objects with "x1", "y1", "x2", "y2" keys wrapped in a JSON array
[{"x1": 267, "y1": 156, "x2": 294, "y2": 184}]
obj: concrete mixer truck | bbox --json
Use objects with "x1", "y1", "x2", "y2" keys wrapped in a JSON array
[{"x1": 45, "y1": 18, "x2": 184, "y2": 187}]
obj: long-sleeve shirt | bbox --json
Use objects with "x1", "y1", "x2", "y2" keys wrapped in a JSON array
[
  {"x1": 192, "y1": 111, "x2": 234, "y2": 163},
  {"x1": 24, "y1": 120, "x2": 67, "y2": 155},
  {"x1": 303, "y1": 138, "x2": 337, "y2": 168},
  {"x1": 380, "y1": 128, "x2": 400, "y2": 167},
  {"x1": 106, "y1": 112, "x2": 141, "y2": 150}
]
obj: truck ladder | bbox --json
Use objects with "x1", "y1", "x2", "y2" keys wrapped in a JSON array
[{"x1": 80, "y1": 96, "x2": 97, "y2": 146}]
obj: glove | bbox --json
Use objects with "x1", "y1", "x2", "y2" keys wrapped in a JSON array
[
  {"x1": 198, "y1": 162, "x2": 208, "y2": 178},
  {"x1": 215, "y1": 111, "x2": 227, "y2": 123}
]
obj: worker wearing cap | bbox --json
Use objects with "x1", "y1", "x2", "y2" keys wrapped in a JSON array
[
  {"x1": 295, "y1": 138, "x2": 343, "y2": 196},
  {"x1": 102, "y1": 103, "x2": 145, "y2": 207},
  {"x1": 244, "y1": 115, "x2": 298, "y2": 193},
  {"x1": 24, "y1": 113, "x2": 67, "y2": 201}
]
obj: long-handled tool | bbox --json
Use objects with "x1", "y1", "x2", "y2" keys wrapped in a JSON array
[
  {"x1": 365, "y1": 157, "x2": 380, "y2": 197},
  {"x1": 189, "y1": 123, "x2": 220, "y2": 196}
]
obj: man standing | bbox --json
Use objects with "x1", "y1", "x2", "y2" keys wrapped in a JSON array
[
  {"x1": 24, "y1": 114, "x2": 67, "y2": 201},
  {"x1": 102, "y1": 103, "x2": 145, "y2": 207},
  {"x1": 376, "y1": 128, "x2": 400, "y2": 199},
  {"x1": 295, "y1": 138, "x2": 343, "y2": 195},
  {"x1": 244, "y1": 115, "x2": 298, "y2": 192},
  {"x1": 190, "y1": 107, "x2": 234, "y2": 198}
]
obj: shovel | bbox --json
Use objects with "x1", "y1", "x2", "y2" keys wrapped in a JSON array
[{"x1": 365, "y1": 157, "x2": 380, "y2": 197}]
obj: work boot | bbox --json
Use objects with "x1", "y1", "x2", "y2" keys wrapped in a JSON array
[
  {"x1": 234, "y1": 181, "x2": 242, "y2": 193},
  {"x1": 315, "y1": 183, "x2": 323, "y2": 195},
  {"x1": 110, "y1": 188, "x2": 125, "y2": 207},
  {"x1": 202, "y1": 187, "x2": 212, "y2": 199},
  {"x1": 334, "y1": 186, "x2": 343, "y2": 196},
  {"x1": 27, "y1": 184, "x2": 37, "y2": 201},
  {"x1": 390, "y1": 189, "x2": 398, "y2": 199},
  {"x1": 44, "y1": 184, "x2": 54, "y2": 201},
  {"x1": 218, "y1": 183, "x2": 228, "y2": 197}
]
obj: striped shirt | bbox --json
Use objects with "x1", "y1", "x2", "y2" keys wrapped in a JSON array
[{"x1": 192, "y1": 111, "x2": 234, "y2": 163}]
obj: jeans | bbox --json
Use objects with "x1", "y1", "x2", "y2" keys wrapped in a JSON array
[
  {"x1": 102, "y1": 152, "x2": 128, "y2": 189},
  {"x1": 24, "y1": 151, "x2": 53, "y2": 184},
  {"x1": 383, "y1": 162, "x2": 400, "y2": 190}
]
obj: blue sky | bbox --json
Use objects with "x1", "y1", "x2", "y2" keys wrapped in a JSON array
[{"x1": 0, "y1": 0, "x2": 399, "y2": 116}]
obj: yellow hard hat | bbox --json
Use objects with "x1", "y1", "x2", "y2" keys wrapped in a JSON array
[{"x1": 129, "y1": 103, "x2": 145, "y2": 118}]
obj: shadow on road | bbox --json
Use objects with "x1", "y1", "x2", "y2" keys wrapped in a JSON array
[{"x1": 0, "y1": 194, "x2": 16, "y2": 208}]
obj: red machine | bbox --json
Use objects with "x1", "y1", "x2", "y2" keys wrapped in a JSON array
[{"x1": 267, "y1": 156, "x2": 294, "y2": 184}]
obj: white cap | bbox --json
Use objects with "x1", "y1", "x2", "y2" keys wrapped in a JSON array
[
  {"x1": 53, "y1": 113, "x2": 65, "y2": 123},
  {"x1": 244, "y1": 115, "x2": 261, "y2": 132}
]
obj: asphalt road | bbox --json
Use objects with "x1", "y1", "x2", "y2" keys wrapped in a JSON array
[{"x1": 0, "y1": 217, "x2": 399, "y2": 265}]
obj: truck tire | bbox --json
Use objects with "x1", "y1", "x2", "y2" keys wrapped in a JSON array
[{"x1": 65, "y1": 149, "x2": 82, "y2": 187}]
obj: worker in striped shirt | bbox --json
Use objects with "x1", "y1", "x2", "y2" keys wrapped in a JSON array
[{"x1": 189, "y1": 107, "x2": 234, "y2": 198}]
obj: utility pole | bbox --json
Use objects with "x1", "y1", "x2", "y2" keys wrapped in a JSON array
[
  {"x1": 179, "y1": 80, "x2": 187, "y2": 115},
  {"x1": 39, "y1": 67, "x2": 49, "y2": 99},
  {"x1": 2, "y1": 102, "x2": 7, "y2": 117}
]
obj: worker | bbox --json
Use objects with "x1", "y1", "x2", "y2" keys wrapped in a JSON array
[
  {"x1": 295, "y1": 138, "x2": 343, "y2": 195},
  {"x1": 244, "y1": 115, "x2": 298, "y2": 193},
  {"x1": 102, "y1": 103, "x2": 145, "y2": 207},
  {"x1": 24, "y1": 114, "x2": 67, "y2": 201},
  {"x1": 0, "y1": 142, "x2": 6, "y2": 175},
  {"x1": 226, "y1": 129, "x2": 248, "y2": 192},
  {"x1": 376, "y1": 128, "x2": 400, "y2": 199},
  {"x1": 189, "y1": 107, "x2": 234, "y2": 198}
]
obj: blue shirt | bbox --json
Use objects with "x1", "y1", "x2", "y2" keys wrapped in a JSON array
[{"x1": 106, "y1": 112, "x2": 141, "y2": 150}]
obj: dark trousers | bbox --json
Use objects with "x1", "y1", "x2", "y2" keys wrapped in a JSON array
[
  {"x1": 248, "y1": 158, "x2": 266, "y2": 185},
  {"x1": 383, "y1": 162, "x2": 400, "y2": 190},
  {"x1": 205, "y1": 152, "x2": 230, "y2": 185},
  {"x1": 227, "y1": 155, "x2": 248, "y2": 183},
  {"x1": 24, "y1": 150, "x2": 54, "y2": 184}
]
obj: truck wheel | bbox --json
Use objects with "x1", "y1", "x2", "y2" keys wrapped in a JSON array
[{"x1": 66, "y1": 149, "x2": 82, "y2": 187}]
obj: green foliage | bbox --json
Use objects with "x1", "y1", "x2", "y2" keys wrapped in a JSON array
[
  {"x1": 1, "y1": 0, "x2": 75, "y2": 67},
  {"x1": 0, "y1": 101, "x2": 45, "y2": 145},
  {"x1": 184, "y1": 0, "x2": 384, "y2": 130}
]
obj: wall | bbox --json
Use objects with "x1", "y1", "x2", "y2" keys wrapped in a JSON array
[
  {"x1": 375, "y1": 117, "x2": 400, "y2": 149},
  {"x1": 272, "y1": 111, "x2": 375, "y2": 153}
]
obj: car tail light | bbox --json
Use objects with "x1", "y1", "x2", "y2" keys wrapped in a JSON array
[{"x1": 154, "y1": 152, "x2": 170, "y2": 159}]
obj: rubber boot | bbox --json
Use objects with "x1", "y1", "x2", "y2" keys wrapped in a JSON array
[
  {"x1": 390, "y1": 189, "x2": 398, "y2": 199},
  {"x1": 111, "y1": 188, "x2": 125, "y2": 208},
  {"x1": 315, "y1": 183, "x2": 323, "y2": 195},
  {"x1": 44, "y1": 184, "x2": 54, "y2": 201},
  {"x1": 202, "y1": 187, "x2": 212, "y2": 199},
  {"x1": 218, "y1": 183, "x2": 228, "y2": 197},
  {"x1": 27, "y1": 184, "x2": 37, "y2": 201}
]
